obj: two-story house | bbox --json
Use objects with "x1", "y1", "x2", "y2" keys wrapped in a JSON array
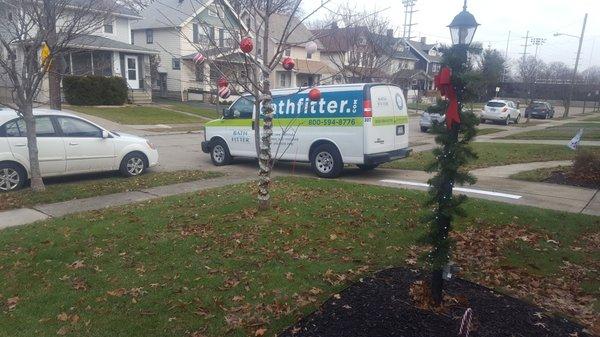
[
  {"x1": 0, "y1": 1, "x2": 157, "y2": 104},
  {"x1": 313, "y1": 24, "x2": 419, "y2": 85},
  {"x1": 132, "y1": 0, "x2": 248, "y2": 101},
  {"x1": 405, "y1": 37, "x2": 443, "y2": 91}
]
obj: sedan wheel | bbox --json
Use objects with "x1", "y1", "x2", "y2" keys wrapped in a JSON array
[
  {"x1": 120, "y1": 153, "x2": 147, "y2": 177},
  {"x1": 0, "y1": 164, "x2": 24, "y2": 192}
]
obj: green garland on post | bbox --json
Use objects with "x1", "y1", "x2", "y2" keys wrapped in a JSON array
[{"x1": 421, "y1": 44, "x2": 479, "y2": 305}]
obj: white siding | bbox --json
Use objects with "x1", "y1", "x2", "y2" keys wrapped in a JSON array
[{"x1": 133, "y1": 27, "x2": 183, "y2": 97}]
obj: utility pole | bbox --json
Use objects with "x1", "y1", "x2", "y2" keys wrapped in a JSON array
[
  {"x1": 501, "y1": 30, "x2": 510, "y2": 82},
  {"x1": 402, "y1": 0, "x2": 417, "y2": 40},
  {"x1": 564, "y1": 13, "x2": 588, "y2": 117},
  {"x1": 521, "y1": 31, "x2": 530, "y2": 62}
]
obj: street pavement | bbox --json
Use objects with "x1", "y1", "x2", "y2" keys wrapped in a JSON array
[{"x1": 1, "y1": 107, "x2": 594, "y2": 230}]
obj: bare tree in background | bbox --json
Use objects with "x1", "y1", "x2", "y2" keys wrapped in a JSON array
[
  {"x1": 312, "y1": 5, "x2": 397, "y2": 84},
  {"x1": 165, "y1": 0, "x2": 333, "y2": 210},
  {"x1": 0, "y1": 0, "x2": 113, "y2": 191}
]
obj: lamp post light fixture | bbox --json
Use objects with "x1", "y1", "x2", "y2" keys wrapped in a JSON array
[{"x1": 448, "y1": 0, "x2": 479, "y2": 46}]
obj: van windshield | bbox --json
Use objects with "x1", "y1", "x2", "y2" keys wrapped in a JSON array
[{"x1": 486, "y1": 102, "x2": 506, "y2": 108}]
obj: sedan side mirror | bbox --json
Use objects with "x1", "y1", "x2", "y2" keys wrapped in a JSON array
[{"x1": 102, "y1": 130, "x2": 110, "y2": 139}]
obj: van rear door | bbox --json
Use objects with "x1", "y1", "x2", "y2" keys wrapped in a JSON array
[
  {"x1": 388, "y1": 85, "x2": 409, "y2": 150},
  {"x1": 364, "y1": 85, "x2": 395, "y2": 155}
]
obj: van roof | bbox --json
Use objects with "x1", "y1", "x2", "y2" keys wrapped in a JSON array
[{"x1": 270, "y1": 83, "x2": 397, "y2": 95}]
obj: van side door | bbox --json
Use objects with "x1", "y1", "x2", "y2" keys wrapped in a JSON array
[
  {"x1": 388, "y1": 86, "x2": 409, "y2": 150},
  {"x1": 225, "y1": 96, "x2": 256, "y2": 157}
]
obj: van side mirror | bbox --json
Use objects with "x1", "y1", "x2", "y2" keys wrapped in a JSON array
[
  {"x1": 222, "y1": 108, "x2": 232, "y2": 119},
  {"x1": 101, "y1": 130, "x2": 110, "y2": 139}
]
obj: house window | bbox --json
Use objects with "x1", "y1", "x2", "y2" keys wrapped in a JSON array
[
  {"x1": 193, "y1": 24, "x2": 199, "y2": 43},
  {"x1": 195, "y1": 64, "x2": 205, "y2": 82},
  {"x1": 279, "y1": 72, "x2": 289, "y2": 87},
  {"x1": 245, "y1": 17, "x2": 252, "y2": 31},
  {"x1": 284, "y1": 48, "x2": 291, "y2": 57},
  {"x1": 172, "y1": 58, "x2": 180, "y2": 70},
  {"x1": 103, "y1": 20, "x2": 114, "y2": 34},
  {"x1": 208, "y1": 4, "x2": 218, "y2": 17},
  {"x1": 146, "y1": 29, "x2": 153, "y2": 44},
  {"x1": 307, "y1": 51, "x2": 312, "y2": 59},
  {"x1": 218, "y1": 28, "x2": 224, "y2": 47},
  {"x1": 131, "y1": 31, "x2": 134, "y2": 44},
  {"x1": 208, "y1": 26, "x2": 215, "y2": 42},
  {"x1": 257, "y1": 39, "x2": 262, "y2": 55}
]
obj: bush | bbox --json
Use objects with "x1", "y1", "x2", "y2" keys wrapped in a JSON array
[
  {"x1": 568, "y1": 150, "x2": 600, "y2": 188},
  {"x1": 63, "y1": 76, "x2": 128, "y2": 106}
]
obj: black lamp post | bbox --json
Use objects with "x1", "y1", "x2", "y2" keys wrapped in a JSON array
[
  {"x1": 426, "y1": 0, "x2": 479, "y2": 306},
  {"x1": 448, "y1": 0, "x2": 479, "y2": 46}
]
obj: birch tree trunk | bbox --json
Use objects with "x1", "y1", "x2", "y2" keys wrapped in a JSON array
[
  {"x1": 257, "y1": 76, "x2": 273, "y2": 211},
  {"x1": 22, "y1": 104, "x2": 45, "y2": 191}
]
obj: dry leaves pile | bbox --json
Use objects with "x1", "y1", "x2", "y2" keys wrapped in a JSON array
[{"x1": 444, "y1": 224, "x2": 599, "y2": 334}]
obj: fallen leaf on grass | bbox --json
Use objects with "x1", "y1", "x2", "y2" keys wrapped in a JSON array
[
  {"x1": 68, "y1": 260, "x2": 85, "y2": 270},
  {"x1": 107, "y1": 288, "x2": 127, "y2": 297},
  {"x1": 6, "y1": 296, "x2": 19, "y2": 310},
  {"x1": 254, "y1": 328, "x2": 267, "y2": 336}
]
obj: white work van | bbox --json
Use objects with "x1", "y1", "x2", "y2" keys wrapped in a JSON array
[{"x1": 201, "y1": 83, "x2": 411, "y2": 178}]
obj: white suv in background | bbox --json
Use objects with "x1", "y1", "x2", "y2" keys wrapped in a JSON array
[
  {"x1": 480, "y1": 100, "x2": 521, "y2": 125},
  {"x1": 0, "y1": 108, "x2": 159, "y2": 191}
]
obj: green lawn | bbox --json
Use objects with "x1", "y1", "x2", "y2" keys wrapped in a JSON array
[
  {"x1": 0, "y1": 177, "x2": 597, "y2": 336},
  {"x1": 68, "y1": 106, "x2": 204, "y2": 125},
  {"x1": 0, "y1": 170, "x2": 222, "y2": 211},
  {"x1": 501, "y1": 122, "x2": 600, "y2": 141},
  {"x1": 155, "y1": 99, "x2": 221, "y2": 120},
  {"x1": 383, "y1": 143, "x2": 600, "y2": 171},
  {"x1": 475, "y1": 127, "x2": 504, "y2": 136},
  {"x1": 583, "y1": 115, "x2": 600, "y2": 122},
  {"x1": 509, "y1": 166, "x2": 569, "y2": 183}
]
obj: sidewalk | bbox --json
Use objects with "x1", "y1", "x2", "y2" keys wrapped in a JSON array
[{"x1": 0, "y1": 175, "x2": 253, "y2": 230}]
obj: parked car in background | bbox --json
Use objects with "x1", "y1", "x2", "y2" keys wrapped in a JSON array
[
  {"x1": 525, "y1": 101, "x2": 555, "y2": 119},
  {"x1": 0, "y1": 109, "x2": 159, "y2": 191},
  {"x1": 419, "y1": 112, "x2": 445, "y2": 132},
  {"x1": 480, "y1": 100, "x2": 521, "y2": 125}
]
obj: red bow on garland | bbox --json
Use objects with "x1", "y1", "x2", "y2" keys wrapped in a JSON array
[{"x1": 434, "y1": 67, "x2": 460, "y2": 129}]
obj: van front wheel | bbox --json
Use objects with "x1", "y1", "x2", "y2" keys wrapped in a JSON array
[
  {"x1": 210, "y1": 139, "x2": 232, "y2": 166},
  {"x1": 311, "y1": 143, "x2": 343, "y2": 178}
]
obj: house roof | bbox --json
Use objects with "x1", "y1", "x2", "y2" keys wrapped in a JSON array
[
  {"x1": 132, "y1": 0, "x2": 211, "y2": 30},
  {"x1": 405, "y1": 39, "x2": 442, "y2": 63},
  {"x1": 268, "y1": 13, "x2": 323, "y2": 49},
  {"x1": 69, "y1": 35, "x2": 158, "y2": 54},
  {"x1": 393, "y1": 68, "x2": 432, "y2": 80},
  {"x1": 68, "y1": 0, "x2": 141, "y2": 18},
  {"x1": 312, "y1": 26, "x2": 418, "y2": 61}
]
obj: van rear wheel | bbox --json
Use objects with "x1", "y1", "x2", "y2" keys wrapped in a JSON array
[{"x1": 310, "y1": 143, "x2": 343, "y2": 178}]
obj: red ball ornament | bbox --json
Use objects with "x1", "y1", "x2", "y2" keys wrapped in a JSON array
[
  {"x1": 282, "y1": 57, "x2": 295, "y2": 71},
  {"x1": 217, "y1": 76, "x2": 228, "y2": 88},
  {"x1": 240, "y1": 37, "x2": 253, "y2": 53},
  {"x1": 308, "y1": 88, "x2": 321, "y2": 101},
  {"x1": 218, "y1": 86, "x2": 231, "y2": 99}
]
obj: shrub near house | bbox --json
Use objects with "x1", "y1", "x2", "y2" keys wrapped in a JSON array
[{"x1": 63, "y1": 76, "x2": 128, "y2": 106}]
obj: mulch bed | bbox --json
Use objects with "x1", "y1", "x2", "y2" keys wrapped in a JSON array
[
  {"x1": 544, "y1": 170, "x2": 599, "y2": 189},
  {"x1": 279, "y1": 268, "x2": 591, "y2": 337}
]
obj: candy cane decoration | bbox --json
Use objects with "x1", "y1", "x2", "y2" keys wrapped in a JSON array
[
  {"x1": 193, "y1": 52, "x2": 205, "y2": 64},
  {"x1": 458, "y1": 308, "x2": 473, "y2": 337}
]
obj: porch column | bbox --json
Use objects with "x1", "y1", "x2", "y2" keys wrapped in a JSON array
[
  {"x1": 112, "y1": 51, "x2": 122, "y2": 77},
  {"x1": 290, "y1": 70, "x2": 297, "y2": 88}
]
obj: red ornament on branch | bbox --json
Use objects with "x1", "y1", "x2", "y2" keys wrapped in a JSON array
[
  {"x1": 434, "y1": 67, "x2": 460, "y2": 129},
  {"x1": 193, "y1": 52, "x2": 206, "y2": 64},
  {"x1": 240, "y1": 37, "x2": 253, "y2": 53},
  {"x1": 217, "y1": 76, "x2": 228, "y2": 88},
  {"x1": 282, "y1": 57, "x2": 295, "y2": 71},
  {"x1": 218, "y1": 86, "x2": 231, "y2": 99},
  {"x1": 308, "y1": 88, "x2": 321, "y2": 101}
]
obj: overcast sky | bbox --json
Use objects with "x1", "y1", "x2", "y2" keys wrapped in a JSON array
[{"x1": 324, "y1": 0, "x2": 599, "y2": 70}]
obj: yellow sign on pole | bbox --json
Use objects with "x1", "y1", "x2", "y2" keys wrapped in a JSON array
[{"x1": 41, "y1": 42, "x2": 51, "y2": 70}]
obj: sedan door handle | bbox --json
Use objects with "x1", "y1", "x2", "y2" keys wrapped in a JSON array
[
  {"x1": 69, "y1": 142, "x2": 79, "y2": 146},
  {"x1": 14, "y1": 144, "x2": 27, "y2": 147}
]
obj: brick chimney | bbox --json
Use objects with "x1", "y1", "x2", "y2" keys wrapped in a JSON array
[{"x1": 420, "y1": 37, "x2": 426, "y2": 44}]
